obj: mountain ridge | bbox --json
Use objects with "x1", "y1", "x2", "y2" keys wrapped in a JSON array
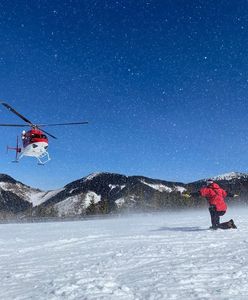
[{"x1": 0, "y1": 171, "x2": 247, "y2": 218}]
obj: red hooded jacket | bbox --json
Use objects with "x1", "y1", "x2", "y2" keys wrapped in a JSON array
[{"x1": 200, "y1": 182, "x2": 227, "y2": 211}]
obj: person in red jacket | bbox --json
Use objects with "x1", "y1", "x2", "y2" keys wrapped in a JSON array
[{"x1": 199, "y1": 180, "x2": 237, "y2": 230}]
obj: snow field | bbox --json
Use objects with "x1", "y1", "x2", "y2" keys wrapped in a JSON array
[{"x1": 0, "y1": 208, "x2": 248, "y2": 300}]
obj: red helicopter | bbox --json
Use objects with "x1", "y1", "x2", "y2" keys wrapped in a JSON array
[{"x1": 0, "y1": 102, "x2": 88, "y2": 164}]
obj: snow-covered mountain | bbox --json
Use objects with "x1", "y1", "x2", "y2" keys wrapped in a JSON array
[
  {"x1": 0, "y1": 174, "x2": 32, "y2": 215},
  {"x1": 210, "y1": 171, "x2": 248, "y2": 181},
  {"x1": 1, "y1": 171, "x2": 248, "y2": 218},
  {"x1": 0, "y1": 174, "x2": 64, "y2": 208},
  {"x1": 36, "y1": 172, "x2": 187, "y2": 217},
  {"x1": 187, "y1": 171, "x2": 248, "y2": 197}
]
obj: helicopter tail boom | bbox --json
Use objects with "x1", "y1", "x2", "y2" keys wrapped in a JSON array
[{"x1": 7, "y1": 136, "x2": 21, "y2": 162}]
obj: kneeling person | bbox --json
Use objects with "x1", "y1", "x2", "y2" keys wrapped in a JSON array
[
  {"x1": 186, "y1": 180, "x2": 237, "y2": 230},
  {"x1": 200, "y1": 180, "x2": 237, "y2": 229}
]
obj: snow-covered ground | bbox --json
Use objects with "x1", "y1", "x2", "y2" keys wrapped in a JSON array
[{"x1": 0, "y1": 208, "x2": 248, "y2": 300}]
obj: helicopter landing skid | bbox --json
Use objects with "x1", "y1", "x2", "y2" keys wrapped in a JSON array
[{"x1": 37, "y1": 151, "x2": 51, "y2": 165}]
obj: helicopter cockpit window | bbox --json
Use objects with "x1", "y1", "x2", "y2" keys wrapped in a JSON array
[{"x1": 30, "y1": 134, "x2": 47, "y2": 139}]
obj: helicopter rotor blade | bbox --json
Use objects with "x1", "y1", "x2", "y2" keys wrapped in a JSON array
[
  {"x1": 37, "y1": 121, "x2": 89, "y2": 127},
  {"x1": 0, "y1": 102, "x2": 88, "y2": 140},
  {"x1": 36, "y1": 122, "x2": 88, "y2": 139},
  {"x1": 37, "y1": 127, "x2": 57, "y2": 139},
  {"x1": 0, "y1": 124, "x2": 30, "y2": 127},
  {"x1": 1, "y1": 102, "x2": 34, "y2": 125}
]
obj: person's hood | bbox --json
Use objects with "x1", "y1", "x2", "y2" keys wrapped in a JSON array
[{"x1": 209, "y1": 182, "x2": 220, "y2": 189}]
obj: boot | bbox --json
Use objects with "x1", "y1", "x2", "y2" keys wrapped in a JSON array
[
  {"x1": 218, "y1": 220, "x2": 237, "y2": 230},
  {"x1": 218, "y1": 220, "x2": 233, "y2": 229},
  {"x1": 230, "y1": 219, "x2": 237, "y2": 229},
  {"x1": 209, "y1": 225, "x2": 218, "y2": 230}
]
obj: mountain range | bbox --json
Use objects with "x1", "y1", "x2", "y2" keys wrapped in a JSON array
[{"x1": 0, "y1": 171, "x2": 247, "y2": 219}]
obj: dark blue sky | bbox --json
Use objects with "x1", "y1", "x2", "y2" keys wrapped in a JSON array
[{"x1": 0, "y1": 0, "x2": 248, "y2": 189}]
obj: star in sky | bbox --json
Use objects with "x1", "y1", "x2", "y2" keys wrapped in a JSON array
[{"x1": 0, "y1": 1, "x2": 247, "y2": 190}]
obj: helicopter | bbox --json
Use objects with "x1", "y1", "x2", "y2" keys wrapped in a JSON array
[{"x1": 0, "y1": 102, "x2": 88, "y2": 164}]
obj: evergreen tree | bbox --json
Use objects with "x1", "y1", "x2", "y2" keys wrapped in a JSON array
[{"x1": 86, "y1": 198, "x2": 96, "y2": 215}]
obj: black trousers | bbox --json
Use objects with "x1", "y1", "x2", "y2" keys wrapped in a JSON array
[{"x1": 209, "y1": 205, "x2": 225, "y2": 228}]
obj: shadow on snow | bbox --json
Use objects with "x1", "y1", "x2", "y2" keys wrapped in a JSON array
[{"x1": 153, "y1": 226, "x2": 208, "y2": 232}]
